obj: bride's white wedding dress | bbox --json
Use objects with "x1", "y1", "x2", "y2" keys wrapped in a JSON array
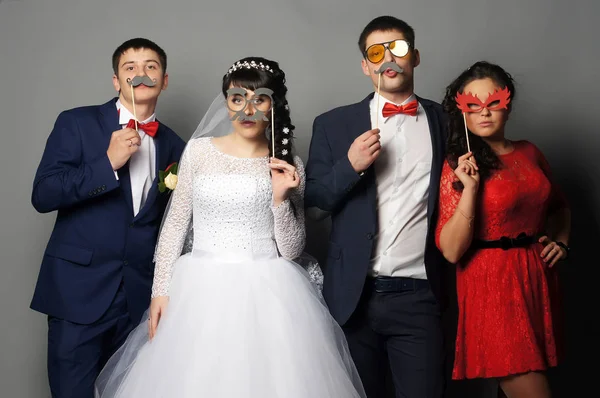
[{"x1": 95, "y1": 137, "x2": 366, "y2": 397}]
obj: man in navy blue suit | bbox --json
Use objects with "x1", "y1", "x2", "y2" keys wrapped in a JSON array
[
  {"x1": 305, "y1": 16, "x2": 450, "y2": 398},
  {"x1": 30, "y1": 38, "x2": 185, "y2": 398}
]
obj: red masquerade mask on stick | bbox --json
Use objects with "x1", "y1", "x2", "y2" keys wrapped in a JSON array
[{"x1": 455, "y1": 87, "x2": 511, "y2": 113}]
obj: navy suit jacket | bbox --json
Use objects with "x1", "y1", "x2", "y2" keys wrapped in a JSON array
[
  {"x1": 30, "y1": 98, "x2": 186, "y2": 325},
  {"x1": 305, "y1": 93, "x2": 449, "y2": 326}
]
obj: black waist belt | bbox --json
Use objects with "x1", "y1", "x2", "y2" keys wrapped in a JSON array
[
  {"x1": 472, "y1": 233, "x2": 535, "y2": 250},
  {"x1": 368, "y1": 276, "x2": 429, "y2": 293}
]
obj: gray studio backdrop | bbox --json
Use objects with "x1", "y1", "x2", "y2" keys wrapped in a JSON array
[{"x1": 1, "y1": 0, "x2": 597, "y2": 397}]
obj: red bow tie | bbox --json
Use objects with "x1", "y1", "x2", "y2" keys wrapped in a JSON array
[
  {"x1": 382, "y1": 100, "x2": 418, "y2": 118},
  {"x1": 126, "y1": 119, "x2": 159, "y2": 137}
]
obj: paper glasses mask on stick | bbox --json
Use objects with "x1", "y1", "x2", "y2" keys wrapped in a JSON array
[
  {"x1": 226, "y1": 87, "x2": 277, "y2": 157},
  {"x1": 364, "y1": 39, "x2": 411, "y2": 64},
  {"x1": 226, "y1": 87, "x2": 274, "y2": 122},
  {"x1": 455, "y1": 87, "x2": 511, "y2": 113}
]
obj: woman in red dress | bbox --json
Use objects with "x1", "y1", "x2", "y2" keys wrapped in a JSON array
[{"x1": 435, "y1": 61, "x2": 571, "y2": 398}]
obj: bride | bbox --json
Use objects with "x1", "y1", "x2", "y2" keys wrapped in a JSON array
[{"x1": 94, "y1": 56, "x2": 366, "y2": 397}]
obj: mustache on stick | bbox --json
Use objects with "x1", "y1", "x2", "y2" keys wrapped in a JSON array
[
  {"x1": 375, "y1": 62, "x2": 403, "y2": 74},
  {"x1": 127, "y1": 75, "x2": 157, "y2": 87}
]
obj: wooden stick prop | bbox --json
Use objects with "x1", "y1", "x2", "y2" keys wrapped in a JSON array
[
  {"x1": 126, "y1": 75, "x2": 158, "y2": 131},
  {"x1": 271, "y1": 107, "x2": 275, "y2": 158}
]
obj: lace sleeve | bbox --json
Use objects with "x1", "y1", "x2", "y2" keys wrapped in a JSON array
[
  {"x1": 151, "y1": 141, "x2": 197, "y2": 298},
  {"x1": 272, "y1": 156, "x2": 306, "y2": 260},
  {"x1": 435, "y1": 160, "x2": 463, "y2": 250}
]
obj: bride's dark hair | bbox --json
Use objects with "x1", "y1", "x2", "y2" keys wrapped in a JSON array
[{"x1": 222, "y1": 57, "x2": 295, "y2": 165}]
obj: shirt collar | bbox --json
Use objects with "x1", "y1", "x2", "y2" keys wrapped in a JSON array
[
  {"x1": 116, "y1": 99, "x2": 156, "y2": 126},
  {"x1": 373, "y1": 92, "x2": 417, "y2": 112}
]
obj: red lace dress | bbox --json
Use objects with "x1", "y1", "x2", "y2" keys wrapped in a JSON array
[{"x1": 435, "y1": 140, "x2": 567, "y2": 379}]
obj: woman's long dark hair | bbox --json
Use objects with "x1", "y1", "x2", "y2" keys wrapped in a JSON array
[
  {"x1": 442, "y1": 61, "x2": 516, "y2": 190},
  {"x1": 222, "y1": 57, "x2": 295, "y2": 165}
]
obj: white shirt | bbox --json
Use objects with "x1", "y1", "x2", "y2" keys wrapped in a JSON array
[
  {"x1": 116, "y1": 100, "x2": 157, "y2": 216},
  {"x1": 368, "y1": 93, "x2": 432, "y2": 279}
]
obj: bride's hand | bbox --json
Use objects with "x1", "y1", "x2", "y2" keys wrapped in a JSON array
[
  {"x1": 148, "y1": 296, "x2": 169, "y2": 340},
  {"x1": 269, "y1": 157, "x2": 300, "y2": 207}
]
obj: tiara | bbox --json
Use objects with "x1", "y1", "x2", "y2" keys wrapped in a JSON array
[{"x1": 227, "y1": 60, "x2": 273, "y2": 75}]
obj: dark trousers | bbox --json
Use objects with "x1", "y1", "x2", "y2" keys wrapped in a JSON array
[
  {"x1": 47, "y1": 283, "x2": 134, "y2": 398},
  {"x1": 343, "y1": 277, "x2": 444, "y2": 398}
]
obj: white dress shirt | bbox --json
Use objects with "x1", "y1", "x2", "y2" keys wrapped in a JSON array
[
  {"x1": 116, "y1": 100, "x2": 157, "y2": 216},
  {"x1": 368, "y1": 93, "x2": 432, "y2": 279}
]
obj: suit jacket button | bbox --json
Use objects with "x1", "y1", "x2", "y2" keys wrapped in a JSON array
[
  {"x1": 367, "y1": 233, "x2": 373, "y2": 240},
  {"x1": 89, "y1": 191, "x2": 93, "y2": 196},
  {"x1": 123, "y1": 260, "x2": 129, "y2": 266},
  {"x1": 101, "y1": 185, "x2": 106, "y2": 191}
]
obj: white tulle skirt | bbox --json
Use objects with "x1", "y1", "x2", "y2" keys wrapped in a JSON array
[{"x1": 95, "y1": 250, "x2": 366, "y2": 398}]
